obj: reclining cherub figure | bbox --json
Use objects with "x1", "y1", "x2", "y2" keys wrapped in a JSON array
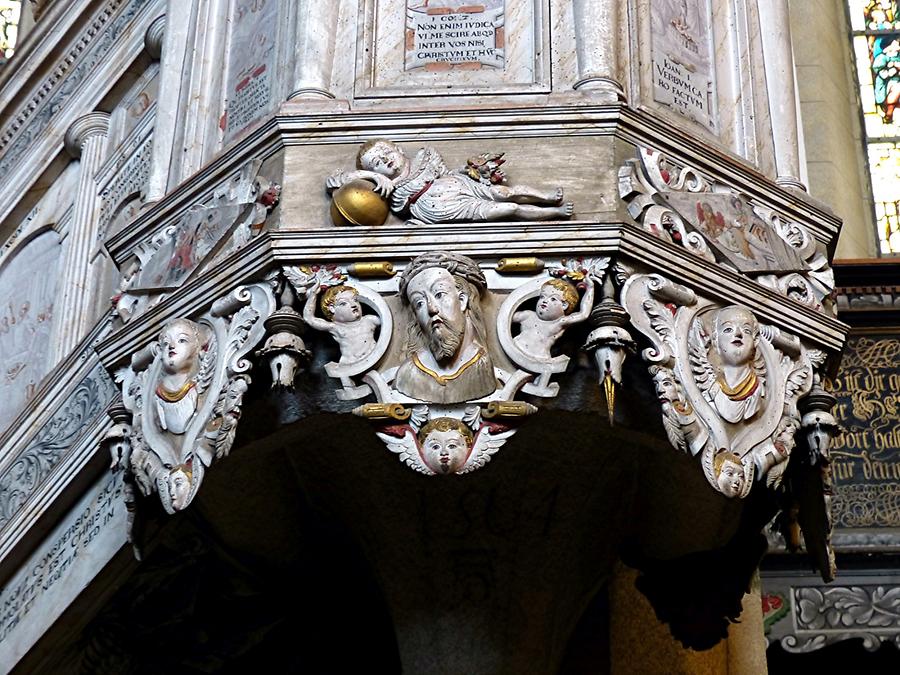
[{"x1": 326, "y1": 139, "x2": 574, "y2": 225}]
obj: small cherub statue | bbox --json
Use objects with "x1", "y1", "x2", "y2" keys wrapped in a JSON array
[
  {"x1": 326, "y1": 139, "x2": 573, "y2": 224},
  {"x1": 714, "y1": 451, "x2": 746, "y2": 498},
  {"x1": 154, "y1": 319, "x2": 212, "y2": 435},
  {"x1": 303, "y1": 283, "x2": 381, "y2": 364},
  {"x1": 513, "y1": 278, "x2": 594, "y2": 360}
]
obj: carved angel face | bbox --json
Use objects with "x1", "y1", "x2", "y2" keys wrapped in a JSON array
[
  {"x1": 168, "y1": 467, "x2": 192, "y2": 510},
  {"x1": 536, "y1": 285, "x2": 568, "y2": 321},
  {"x1": 360, "y1": 141, "x2": 408, "y2": 178},
  {"x1": 714, "y1": 307, "x2": 757, "y2": 367},
  {"x1": 420, "y1": 428, "x2": 471, "y2": 474},
  {"x1": 407, "y1": 267, "x2": 468, "y2": 362},
  {"x1": 331, "y1": 290, "x2": 362, "y2": 324},
  {"x1": 716, "y1": 459, "x2": 745, "y2": 497},
  {"x1": 160, "y1": 321, "x2": 202, "y2": 374}
]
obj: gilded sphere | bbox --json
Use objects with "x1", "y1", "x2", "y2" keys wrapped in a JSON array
[{"x1": 330, "y1": 179, "x2": 389, "y2": 227}]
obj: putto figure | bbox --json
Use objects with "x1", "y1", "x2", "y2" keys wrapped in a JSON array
[
  {"x1": 418, "y1": 417, "x2": 475, "y2": 475},
  {"x1": 395, "y1": 252, "x2": 497, "y2": 404},
  {"x1": 513, "y1": 278, "x2": 594, "y2": 360},
  {"x1": 690, "y1": 305, "x2": 766, "y2": 423},
  {"x1": 303, "y1": 283, "x2": 381, "y2": 365},
  {"x1": 326, "y1": 139, "x2": 573, "y2": 224},
  {"x1": 154, "y1": 318, "x2": 213, "y2": 434}
]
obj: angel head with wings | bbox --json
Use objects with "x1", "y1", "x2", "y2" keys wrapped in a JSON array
[
  {"x1": 690, "y1": 305, "x2": 766, "y2": 423},
  {"x1": 154, "y1": 318, "x2": 214, "y2": 435},
  {"x1": 378, "y1": 415, "x2": 514, "y2": 476}
]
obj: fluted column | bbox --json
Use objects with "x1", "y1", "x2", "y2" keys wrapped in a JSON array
[
  {"x1": 56, "y1": 112, "x2": 110, "y2": 358},
  {"x1": 288, "y1": 1, "x2": 339, "y2": 100},
  {"x1": 758, "y1": 0, "x2": 806, "y2": 191},
  {"x1": 144, "y1": 14, "x2": 166, "y2": 60},
  {"x1": 572, "y1": 0, "x2": 625, "y2": 101}
]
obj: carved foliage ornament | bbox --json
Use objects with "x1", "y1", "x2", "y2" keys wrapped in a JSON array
[
  {"x1": 114, "y1": 282, "x2": 275, "y2": 513},
  {"x1": 623, "y1": 272, "x2": 826, "y2": 497},
  {"x1": 619, "y1": 146, "x2": 835, "y2": 315},
  {"x1": 285, "y1": 253, "x2": 609, "y2": 475}
]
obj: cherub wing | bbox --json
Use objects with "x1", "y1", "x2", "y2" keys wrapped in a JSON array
[
  {"x1": 458, "y1": 425, "x2": 515, "y2": 475},
  {"x1": 195, "y1": 334, "x2": 217, "y2": 395},
  {"x1": 376, "y1": 429, "x2": 434, "y2": 475},
  {"x1": 643, "y1": 298, "x2": 678, "y2": 359},
  {"x1": 688, "y1": 318, "x2": 716, "y2": 397},
  {"x1": 661, "y1": 410, "x2": 687, "y2": 454}
]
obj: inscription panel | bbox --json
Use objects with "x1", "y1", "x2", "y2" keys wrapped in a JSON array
[
  {"x1": 830, "y1": 335, "x2": 900, "y2": 528},
  {"x1": 224, "y1": 0, "x2": 280, "y2": 140},
  {"x1": 357, "y1": 0, "x2": 548, "y2": 97},
  {"x1": 405, "y1": 1, "x2": 504, "y2": 71},
  {"x1": 649, "y1": 0, "x2": 718, "y2": 131},
  {"x1": 0, "y1": 472, "x2": 126, "y2": 667}
]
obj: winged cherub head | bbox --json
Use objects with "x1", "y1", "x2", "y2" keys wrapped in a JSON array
[{"x1": 417, "y1": 417, "x2": 475, "y2": 475}]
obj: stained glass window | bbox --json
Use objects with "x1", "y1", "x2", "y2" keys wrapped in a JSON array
[
  {"x1": 850, "y1": 0, "x2": 900, "y2": 254},
  {"x1": 0, "y1": 1, "x2": 21, "y2": 64}
]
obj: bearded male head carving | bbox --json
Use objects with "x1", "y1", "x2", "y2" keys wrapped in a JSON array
[{"x1": 394, "y1": 252, "x2": 497, "y2": 404}]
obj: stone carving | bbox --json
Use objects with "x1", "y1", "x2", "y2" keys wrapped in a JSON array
[
  {"x1": 285, "y1": 264, "x2": 393, "y2": 400},
  {"x1": 619, "y1": 146, "x2": 835, "y2": 314},
  {"x1": 623, "y1": 272, "x2": 825, "y2": 496},
  {"x1": 284, "y1": 252, "x2": 607, "y2": 475},
  {"x1": 115, "y1": 282, "x2": 274, "y2": 512},
  {"x1": 303, "y1": 283, "x2": 381, "y2": 366},
  {"x1": 395, "y1": 252, "x2": 496, "y2": 404},
  {"x1": 766, "y1": 584, "x2": 900, "y2": 653},
  {"x1": 0, "y1": 365, "x2": 116, "y2": 529},
  {"x1": 326, "y1": 140, "x2": 573, "y2": 225},
  {"x1": 378, "y1": 411, "x2": 514, "y2": 476},
  {"x1": 0, "y1": 0, "x2": 145, "y2": 174},
  {"x1": 112, "y1": 160, "x2": 280, "y2": 325}
]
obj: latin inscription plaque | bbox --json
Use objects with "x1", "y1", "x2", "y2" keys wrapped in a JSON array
[
  {"x1": 649, "y1": 0, "x2": 718, "y2": 131},
  {"x1": 405, "y1": 0, "x2": 505, "y2": 71}
]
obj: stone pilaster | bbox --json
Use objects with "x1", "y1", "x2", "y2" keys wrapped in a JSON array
[
  {"x1": 57, "y1": 112, "x2": 110, "y2": 358},
  {"x1": 572, "y1": 0, "x2": 625, "y2": 101},
  {"x1": 144, "y1": 14, "x2": 166, "y2": 61},
  {"x1": 758, "y1": 0, "x2": 806, "y2": 191},
  {"x1": 288, "y1": 1, "x2": 339, "y2": 100}
]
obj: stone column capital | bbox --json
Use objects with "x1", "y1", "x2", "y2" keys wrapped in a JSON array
[
  {"x1": 64, "y1": 112, "x2": 111, "y2": 158},
  {"x1": 144, "y1": 14, "x2": 166, "y2": 60}
]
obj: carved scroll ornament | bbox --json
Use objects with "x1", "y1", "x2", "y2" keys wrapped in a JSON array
[
  {"x1": 114, "y1": 282, "x2": 275, "y2": 513},
  {"x1": 619, "y1": 146, "x2": 835, "y2": 315},
  {"x1": 622, "y1": 272, "x2": 826, "y2": 497}
]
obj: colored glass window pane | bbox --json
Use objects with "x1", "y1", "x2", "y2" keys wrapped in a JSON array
[{"x1": 849, "y1": 1, "x2": 900, "y2": 253}]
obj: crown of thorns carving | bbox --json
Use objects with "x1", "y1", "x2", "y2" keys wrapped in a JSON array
[{"x1": 398, "y1": 251, "x2": 487, "y2": 299}]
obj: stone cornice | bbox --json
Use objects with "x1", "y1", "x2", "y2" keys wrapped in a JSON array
[
  {"x1": 0, "y1": 0, "x2": 164, "y2": 231},
  {"x1": 95, "y1": 223, "x2": 848, "y2": 371}
]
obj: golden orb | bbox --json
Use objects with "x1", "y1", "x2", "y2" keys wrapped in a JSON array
[{"x1": 330, "y1": 179, "x2": 390, "y2": 227}]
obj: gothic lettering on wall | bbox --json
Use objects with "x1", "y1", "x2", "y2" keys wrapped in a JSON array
[{"x1": 829, "y1": 335, "x2": 900, "y2": 528}]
